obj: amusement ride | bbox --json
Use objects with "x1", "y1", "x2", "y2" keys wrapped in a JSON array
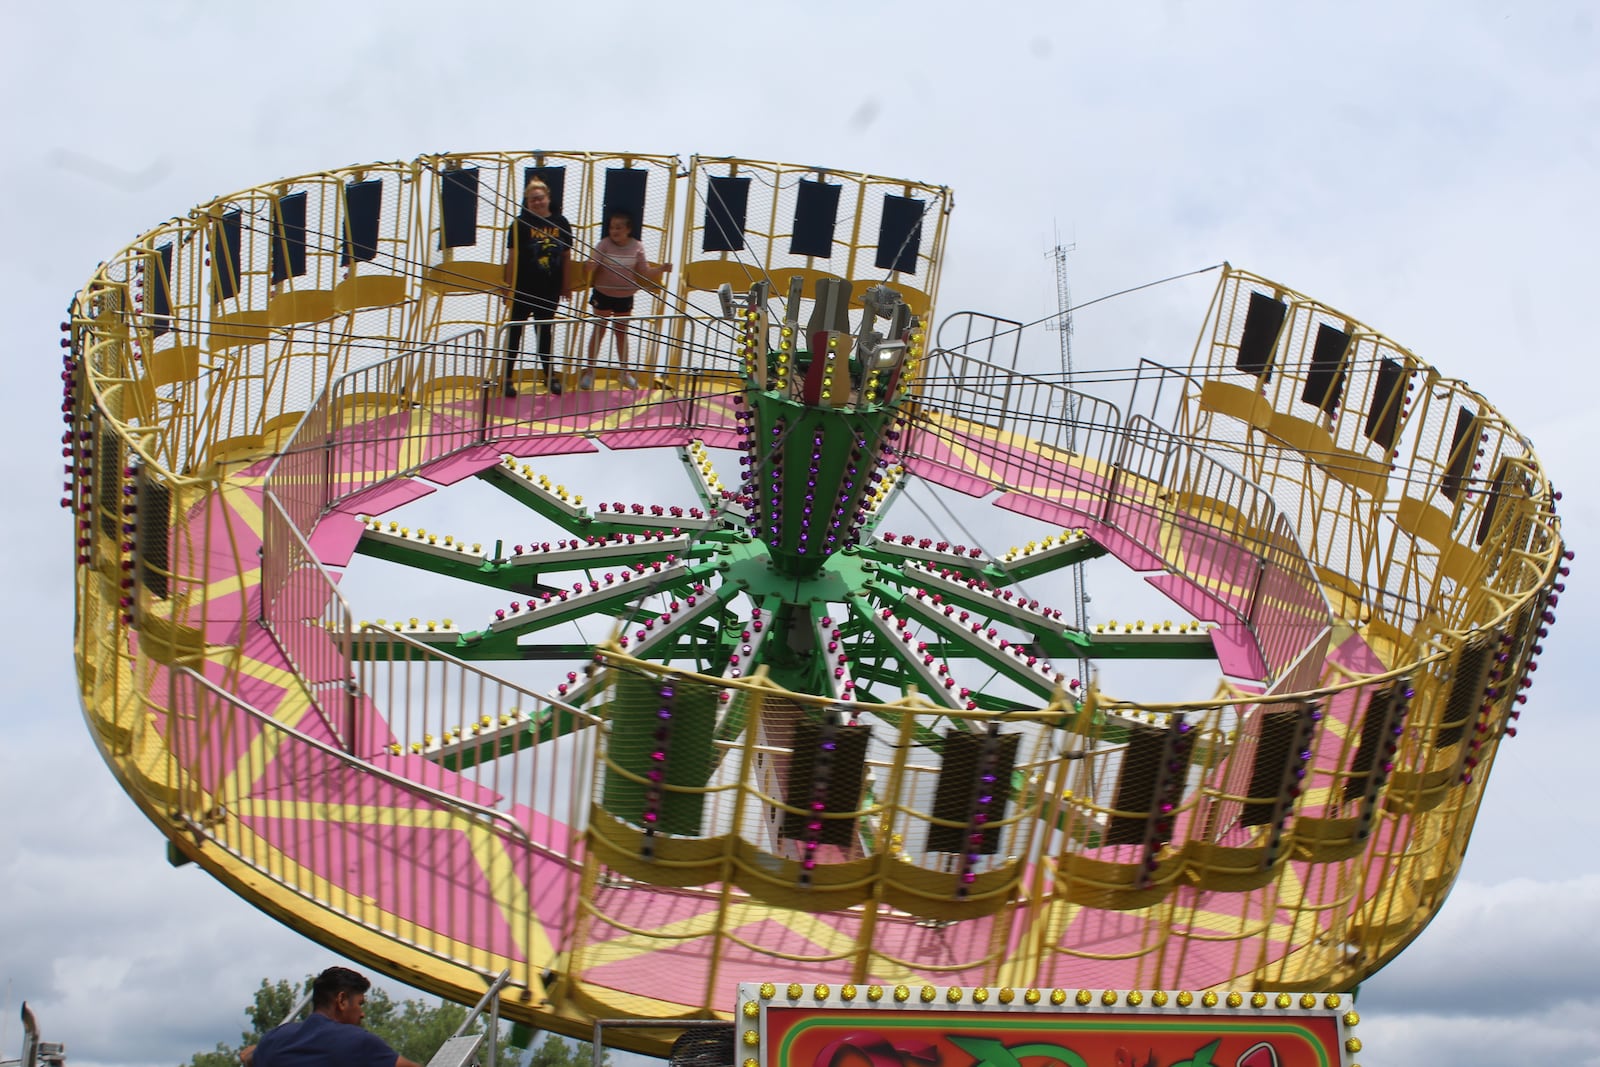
[{"x1": 62, "y1": 150, "x2": 1569, "y2": 1058}]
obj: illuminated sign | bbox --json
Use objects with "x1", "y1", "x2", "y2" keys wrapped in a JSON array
[{"x1": 736, "y1": 984, "x2": 1361, "y2": 1067}]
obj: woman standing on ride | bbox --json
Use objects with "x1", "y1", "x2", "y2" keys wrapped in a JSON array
[
  {"x1": 502, "y1": 178, "x2": 573, "y2": 397},
  {"x1": 579, "y1": 209, "x2": 672, "y2": 390}
]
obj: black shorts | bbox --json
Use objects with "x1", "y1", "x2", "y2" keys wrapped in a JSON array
[{"x1": 589, "y1": 290, "x2": 634, "y2": 315}]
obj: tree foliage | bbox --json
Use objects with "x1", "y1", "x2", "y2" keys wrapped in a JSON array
[
  {"x1": 526, "y1": 1033, "x2": 610, "y2": 1067},
  {"x1": 182, "y1": 975, "x2": 599, "y2": 1067},
  {"x1": 184, "y1": 978, "x2": 307, "y2": 1067}
]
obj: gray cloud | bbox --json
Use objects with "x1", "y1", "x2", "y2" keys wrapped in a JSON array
[{"x1": 1362, "y1": 877, "x2": 1600, "y2": 1017}]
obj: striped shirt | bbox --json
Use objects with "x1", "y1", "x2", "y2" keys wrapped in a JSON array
[{"x1": 589, "y1": 238, "x2": 649, "y2": 296}]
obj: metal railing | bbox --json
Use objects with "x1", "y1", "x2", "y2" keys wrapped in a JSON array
[
  {"x1": 358, "y1": 627, "x2": 600, "y2": 840},
  {"x1": 907, "y1": 347, "x2": 1333, "y2": 686},
  {"x1": 163, "y1": 667, "x2": 549, "y2": 985}
]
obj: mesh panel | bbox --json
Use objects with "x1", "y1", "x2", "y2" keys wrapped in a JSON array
[
  {"x1": 1301, "y1": 321, "x2": 1350, "y2": 412},
  {"x1": 780, "y1": 715, "x2": 870, "y2": 847},
  {"x1": 271, "y1": 191, "x2": 308, "y2": 281},
  {"x1": 439, "y1": 167, "x2": 480, "y2": 249},
  {"x1": 1236, "y1": 290, "x2": 1286, "y2": 378},
  {"x1": 341, "y1": 178, "x2": 384, "y2": 264},
  {"x1": 135, "y1": 468, "x2": 171, "y2": 600},
  {"x1": 1344, "y1": 680, "x2": 1407, "y2": 804},
  {"x1": 97, "y1": 426, "x2": 122, "y2": 541},
  {"x1": 668, "y1": 1027, "x2": 735, "y2": 1067},
  {"x1": 212, "y1": 209, "x2": 243, "y2": 302},
  {"x1": 703, "y1": 176, "x2": 750, "y2": 253},
  {"x1": 1106, "y1": 720, "x2": 1192, "y2": 847},
  {"x1": 1440, "y1": 405, "x2": 1478, "y2": 502},
  {"x1": 1364, "y1": 355, "x2": 1406, "y2": 452},
  {"x1": 600, "y1": 669, "x2": 719, "y2": 836},
  {"x1": 926, "y1": 728, "x2": 1019, "y2": 855},
  {"x1": 1239, "y1": 705, "x2": 1310, "y2": 828},
  {"x1": 150, "y1": 242, "x2": 173, "y2": 336},
  {"x1": 1437, "y1": 631, "x2": 1495, "y2": 749}
]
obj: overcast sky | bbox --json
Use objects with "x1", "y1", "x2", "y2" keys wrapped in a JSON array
[{"x1": 2, "y1": 3, "x2": 1596, "y2": 1066}]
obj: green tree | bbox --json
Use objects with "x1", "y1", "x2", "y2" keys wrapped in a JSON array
[
  {"x1": 185, "y1": 978, "x2": 308, "y2": 1067},
  {"x1": 364, "y1": 987, "x2": 477, "y2": 1066},
  {"x1": 183, "y1": 975, "x2": 546, "y2": 1067},
  {"x1": 526, "y1": 1033, "x2": 611, "y2": 1067}
]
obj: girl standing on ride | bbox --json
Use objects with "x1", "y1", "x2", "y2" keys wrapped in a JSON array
[
  {"x1": 502, "y1": 178, "x2": 574, "y2": 396},
  {"x1": 579, "y1": 209, "x2": 671, "y2": 389}
]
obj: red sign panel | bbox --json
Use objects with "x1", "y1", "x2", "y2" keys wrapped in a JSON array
[{"x1": 738, "y1": 986, "x2": 1354, "y2": 1067}]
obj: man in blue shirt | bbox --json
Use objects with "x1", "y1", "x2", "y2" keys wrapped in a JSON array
[{"x1": 240, "y1": 967, "x2": 424, "y2": 1067}]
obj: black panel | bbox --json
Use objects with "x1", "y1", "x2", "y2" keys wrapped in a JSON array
[
  {"x1": 602, "y1": 168, "x2": 649, "y2": 241},
  {"x1": 439, "y1": 167, "x2": 480, "y2": 249},
  {"x1": 874, "y1": 194, "x2": 924, "y2": 275},
  {"x1": 150, "y1": 243, "x2": 173, "y2": 337},
  {"x1": 1106, "y1": 723, "x2": 1167, "y2": 846},
  {"x1": 1240, "y1": 709, "x2": 1304, "y2": 827},
  {"x1": 926, "y1": 729, "x2": 1020, "y2": 855},
  {"x1": 212, "y1": 209, "x2": 242, "y2": 302},
  {"x1": 136, "y1": 470, "x2": 171, "y2": 600},
  {"x1": 522, "y1": 165, "x2": 568, "y2": 217},
  {"x1": 1441, "y1": 405, "x2": 1478, "y2": 502},
  {"x1": 1364, "y1": 356, "x2": 1406, "y2": 452},
  {"x1": 271, "y1": 192, "x2": 307, "y2": 283},
  {"x1": 702, "y1": 175, "x2": 751, "y2": 253},
  {"x1": 1344, "y1": 682, "x2": 1404, "y2": 803},
  {"x1": 780, "y1": 718, "x2": 870, "y2": 847},
  {"x1": 1437, "y1": 633, "x2": 1494, "y2": 748},
  {"x1": 1236, "y1": 291, "x2": 1287, "y2": 380},
  {"x1": 98, "y1": 428, "x2": 122, "y2": 540},
  {"x1": 1301, "y1": 322, "x2": 1350, "y2": 412},
  {"x1": 1475, "y1": 456, "x2": 1515, "y2": 546},
  {"x1": 341, "y1": 179, "x2": 383, "y2": 265},
  {"x1": 790, "y1": 180, "x2": 841, "y2": 258}
]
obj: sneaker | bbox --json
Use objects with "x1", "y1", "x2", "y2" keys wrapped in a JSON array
[
  {"x1": 578, "y1": 370, "x2": 594, "y2": 390},
  {"x1": 546, "y1": 369, "x2": 563, "y2": 396},
  {"x1": 502, "y1": 382, "x2": 518, "y2": 399},
  {"x1": 620, "y1": 371, "x2": 639, "y2": 389}
]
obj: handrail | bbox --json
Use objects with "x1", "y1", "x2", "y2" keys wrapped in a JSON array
[
  {"x1": 909, "y1": 344, "x2": 1332, "y2": 684},
  {"x1": 171, "y1": 666, "x2": 536, "y2": 845}
]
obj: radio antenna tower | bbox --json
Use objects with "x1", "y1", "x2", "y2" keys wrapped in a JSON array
[{"x1": 1050, "y1": 233, "x2": 1091, "y2": 689}]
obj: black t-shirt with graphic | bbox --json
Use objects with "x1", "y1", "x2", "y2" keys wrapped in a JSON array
[{"x1": 506, "y1": 211, "x2": 573, "y2": 301}]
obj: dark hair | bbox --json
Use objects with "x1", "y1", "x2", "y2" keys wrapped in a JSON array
[
  {"x1": 311, "y1": 967, "x2": 371, "y2": 1009},
  {"x1": 606, "y1": 209, "x2": 634, "y2": 228}
]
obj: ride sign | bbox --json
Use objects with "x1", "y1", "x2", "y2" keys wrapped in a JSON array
[{"x1": 736, "y1": 983, "x2": 1361, "y2": 1067}]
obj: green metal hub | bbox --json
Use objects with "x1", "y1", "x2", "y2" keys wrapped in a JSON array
[{"x1": 739, "y1": 382, "x2": 903, "y2": 579}]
